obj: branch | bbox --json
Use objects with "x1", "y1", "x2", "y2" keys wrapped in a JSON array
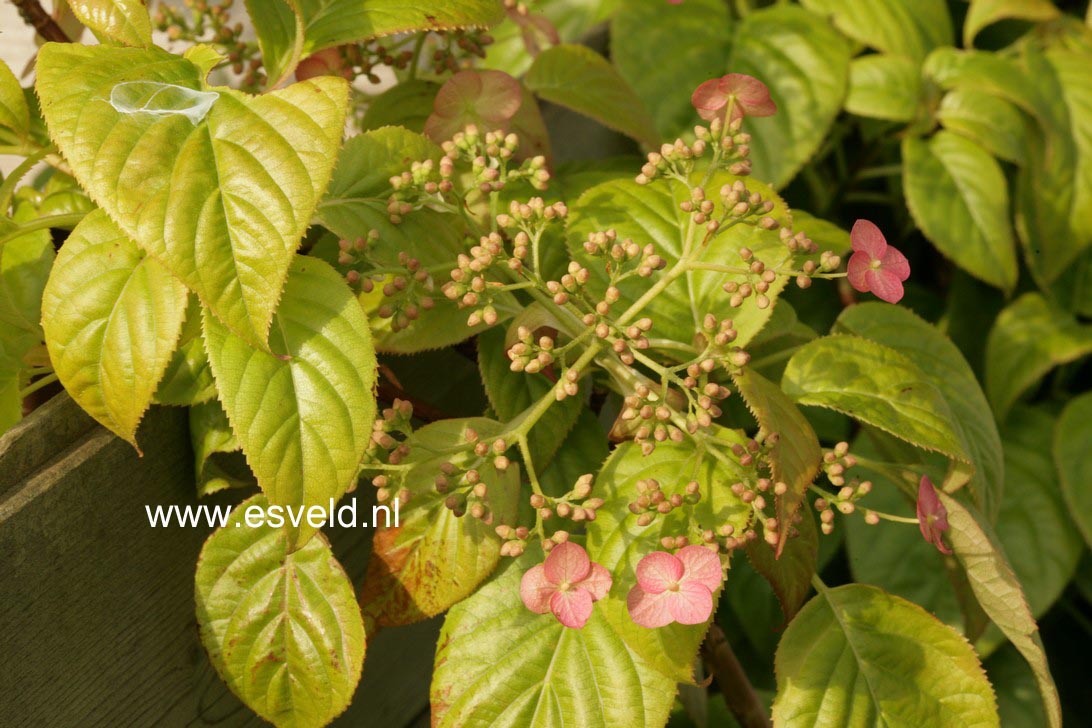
[
  {"x1": 701, "y1": 623, "x2": 771, "y2": 728},
  {"x1": 11, "y1": 0, "x2": 72, "y2": 43}
]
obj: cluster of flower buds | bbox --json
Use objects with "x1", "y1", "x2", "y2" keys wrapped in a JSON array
[
  {"x1": 442, "y1": 232, "x2": 507, "y2": 327},
  {"x1": 730, "y1": 475, "x2": 798, "y2": 546},
  {"x1": 627, "y1": 478, "x2": 701, "y2": 526},
  {"x1": 364, "y1": 399, "x2": 414, "y2": 467},
  {"x1": 372, "y1": 253, "x2": 437, "y2": 332},
  {"x1": 822, "y1": 441, "x2": 858, "y2": 486},
  {"x1": 435, "y1": 428, "x2": 508, "y2": 522},
  {"x1": 813, "y1": 477, "x2": 877, "y2": 533},
  {"x1": 507, "y1": 327, "x2": 555, "y2": 374},
  {"x1": 635, "y1": 116, "x2": 753, "y2": 186},
  {"x1": 369, "y1": 474, "x2": 410, "y2": 507},
  {"x1": 442, "y1": 127, "x2": 550, "y2": 193},
  {"x1": 154, "y1": 0, "x2": 265, "y2": 89},
  {"x1": 496, "y1": 197, "x2": 569, "y2": 268},
  {"x1": 722, "y1": 247, "x2": 778, "y2": 310},
  {"x1": 495, "y1": 524, "x2": 531, "y2": 557},
  {"x1": 529, "y1": 474, "x2": 604, "y2": 524},
  {"x1": 430, "y1": 28, "x2": 495, "y2": 74},
  {"x1": 581, "y1": 230, "x2": 667, "y2": 282},
  {"x1": 617, "y1": 385, "x2": 687, "y2": 454},
  {"x1": 384, "y1": 157, "x2": 456, "y2": 223}
]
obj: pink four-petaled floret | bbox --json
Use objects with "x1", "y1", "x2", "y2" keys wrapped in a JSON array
[
  {"x1": 627, "y1": 545, "x2": 723, "y2": 628},
  {"x1": 691, "y1": 74, "x2": 777, "y2": 123},
  {"x1": 519, "y1": 542, "x2": 612, "y2": 628},
  {"x1": 846, "y1": 219, "x2": 911, "y2": 304}
]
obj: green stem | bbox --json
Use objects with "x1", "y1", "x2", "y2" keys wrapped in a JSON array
[
  {"x1": 19, "y1": 373, "x2": 58, "y2": 399},
  {"x1": 614, "y1": 259, "x2": 689, "y2": 327},
  {"x1": 0, "y1": 147, "x2": 52, "y2": 215},
  {"x1": 0, "y1": 212, "x2": 87, "y2": 246},
  {"x1": 408, "y1": 32, "x2": 428, "y2": 81}
]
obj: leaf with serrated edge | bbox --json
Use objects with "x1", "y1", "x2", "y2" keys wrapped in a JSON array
[
  {"x1": 985, "y1": 293, "x2": 1092, "y2": 421},
  {"x1": 939, "y1": 492, "x2": 1061, "y2": 728},
  {"x1": 1056, "y1": 392, "x2": 1092, "y2": 548},
  {"x1": 202, "y1": 256, "x2": 377, "y2": 550},
  {"x1": 154, "y1": 295, "x2": 217, "y2": 406},
  {"x1": 733, "y1": 366, "x2": 820, "y2": 555},
  {"x1": 248, "y1": 0, "x2": 506, "y2": 85},
  {"x1": 782, "y1": 334, "x2": 970, "y2": 466},
  {"x1": 801, "y1": 0, "x2": 952, "y2": 62},
  {"x1": 903, "y1": 132, "x2": 1017, "y2": 292},
  {"x1": 525, "y1": 44, "x2": 659, "y2": 148},
  {"x1": 67, "y1": 0, "x2": 154, "y2": 47},
  {"x1": 0, "y1": 60, "x2": 29, "y2": 143},
  {"x1": 195, "y1": 493, "x2": 365, "y2": 728},
  {"x1": 772, "y1": 583, "x2": 998, "y2": 727},
  {"x1": 567, "y1": 170, "x2": 791, "y2": 355},
  {"x1": 190, "y1": 398, "x2": 254, "y2": 497},
  {"x1": 587, "y1": 437, "x2": 748, "y2": 681},
  {"x1": 834, "y1": 304, "x2": 1004, "y2": 520},
  {"x1": 728, "y1": 6, "x2": 850, "y2": 189},
  {"x1": 41, "y1": 209, "x2": 188, "y2": 448},
  {"x1": 433, "y1": 544, "x2": 683, "y2": 728},
  {"x1": 746, "y1": 506, "x2": 817, "y2": 627},
  {"x1": 359, "y1": 417, "x2": 520, "y2": 626},
  {"x1": 36, "y1": 43, "x2": 348, "y2": 348}
]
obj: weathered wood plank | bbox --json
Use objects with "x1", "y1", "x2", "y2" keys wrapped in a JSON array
[{"x1": 0, "y1": 393, "x2": 437, "y2": 727}]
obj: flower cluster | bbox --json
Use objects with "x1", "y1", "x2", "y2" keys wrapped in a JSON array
[{"x1": 153, "y1": 0, "x2": 263, "y2": 89}]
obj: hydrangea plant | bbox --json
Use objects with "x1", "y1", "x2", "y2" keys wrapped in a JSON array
[{"x1": 2, "y1": 1, "x2": 1091, "y2": 727}]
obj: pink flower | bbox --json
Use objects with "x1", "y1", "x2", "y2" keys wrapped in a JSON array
[
  {"x1": 691, "y1": 74, "x2": 777, "y2": 123},
  {"x1": 627, "y1": 546, "x2": 723, "y2": 628},
  {"x1": 846, "y1": 219, "x2": 911, "y2": 304},
  {"x1": 916, "y1": 476, "x2": 952, "y2": 555},
  {"x1": 520, "y1": 542, "x2": 612, "y2": 628},
  {"x1": 424, "y1": 69, "x2": 523, "y2": 144}
]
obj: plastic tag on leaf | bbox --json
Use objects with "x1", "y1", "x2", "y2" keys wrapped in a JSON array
[{"x1": 109, "y1": 81, "x2": 218, "y2": 124}]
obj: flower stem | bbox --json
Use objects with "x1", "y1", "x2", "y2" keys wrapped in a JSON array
[{"x1": 701, "y1": 623, "x2": 771, "y2": 728}]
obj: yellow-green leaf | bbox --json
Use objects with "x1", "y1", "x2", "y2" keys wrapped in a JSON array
[
  {"x1": 36, "y1": 43, "x2": 348, "y2": 348},
  {"x1": 195, "y1": 494, "x2": 365, "y2": 728},
  {"x1": 202, "y1": 256, "x2": 377, "y2": 549},
  {"x1": 67, "y1": 0, "x2": 154, "y2": 47},
  {"x1": 41, "y1": 209, "x2": 188, "y2": 447}
]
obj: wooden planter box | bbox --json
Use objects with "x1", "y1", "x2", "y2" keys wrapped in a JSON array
[{"x1": 0, "y1": 393, "x2": 437, "y2": 726}]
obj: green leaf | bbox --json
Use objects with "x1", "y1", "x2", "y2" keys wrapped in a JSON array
[
  {"x1": 1055, "y1": 391, "x2": 1092, "y2": 548},
  {"x1": 732, "y1": 367, "x2": 820, "y2": 555},
  {"x1": 745, "y1": 507, "x2": 817, "y2": 628},
  {"x1": 782, "y1": 335, "x2": 970, "y2": 466},
  {"x1": 611, "y1": 0, "x2": 732, "y2": 139},
  {"x1": 359, "y1": 417, "x2": 520, "y2": 626},
  {"x1": 1015, "y1": 49, "x2": 1092, "y2": 284},
  {"x1": 0, "y1": 60, "x2": 30, "y2": 144},
  {"x1": 586, "y1": 438, "x2": 748, "y2": 680},
  {"x1": 728, "y1": 6, "x2": 851, "y2": 189},
  {"x1": 432, "y1": 545, "x2": 681, "y2": 728},
  {"x1": 845, "y1": 54, "x2": 923, "y2": 122},
  {"x1": 248, "y1": 0, "x2": 506, "y2": 85},
  {"x1": 189, "y1": 398, "x2": 255, "y2": 497},
  {"x1": 938, "y1": 491, "x2": 1062, "y2": 728},
  {"x1": 772, "y1": 583, "x2": 998, "y2": 727},
  {"x1": 984, "y1": 293, "x2": 1092, "y2": 420},
  {"x1": 195, "y1": 493, "x2": 365, "y2": 728},
  {"x1": 0, "y1": 203, "x2": 54, "y2": 345},
  {"x1": 834, "y1": 304, "x2": 1004, "y2": 519},
  {"x1": 964, "y1": 0, "x2": 1059, "y2": 47},
  {"x1": 360, "y1": 80, "x2": 439, "y2": 133},
  {"x1": 902, "y1": 132, "x2": 1017, "y2": 292},
  {"x1": 67, "y1": 0, "x2": 154, "y2": 47},
  {"x1": 566, "y1": 171, "x2": 792, "y2": 354},
  {"x1": 202, "y1": 256, "x2": 377, "y2": 549},
  {"x1": 922, "y1": 48, "x2": 1050, "y2": 123},
  {"x1": 525, "y1": 44, "x2": 658, "y2": 148},
  {"x1": 800, "y1": 0, "x2": 953, "y2": 62},
  {"x1": 990, "y1": 407, "x2": 1082, "y2": 622},
  {"x1": 316, "y1": 127, "x2": 505, "y2": 353},
  {"x1": 478, "y1": 326, "x2": 581, "y2": 467},
  {"x1": 36, "y1": 43, "x2": 349, "y2": 348},
  {"x1": 537, "y1": 408, "x2": 609, "y2": 496},
  {"x1": 40, "y1": 209, "x2": 188, "y2": 447},
  {"x1": 985, "y1": 644, "x2": 1049, "y2": 728},
  {"x1": 154, "y1": 296, "x2": 217, "y2": 406},
  {"x1": 936, "y1": 89, "x2": 1028, "y2": 165}
]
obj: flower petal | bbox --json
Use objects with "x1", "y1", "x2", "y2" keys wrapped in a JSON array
[
  {"x1": 847, "y1": 251, "x2": 872, "y2": 293},
  {"x1": 850, "y1": 219, "x2": 888, "y2": 258},
  {"x1": 520, "y1": 564, "x2": 555, "y2": 614},
  {"x1": 550, "y1": 588, "x2": 594, "y2": 628},
  {"x1": 635, "y1": 551, "x2": 684, "y2": 594},
  {"x1": 692, "y1": 78, "x2": 729, "y2": 121},
  {"x1": 864, "y1": 269, "x2": 904, "y2": 304},
  {"x1": 880, "y1": 245, "x2": 911, "y2": 282},
  {"x1": 677, "y1": 545, "x2": 722, "y2": 592},
  {"x1": 544, "y1": 541, "x2": 591, "y2": 584},
  {"x1": 627, "y1": 585, "x2": 674, "y2": 628},
  {"x1": 666, "y1": 582, "x2": 714, "y2": 625},
  {"x1": 579, "y1": 562, "x2": 613, "y2": 601},
  {"x1": 724, "y1": 73, "x2": 777, "y2": 118},
  {"x1": 917, "y1": 475, "x2": 952, "y2": 554}
]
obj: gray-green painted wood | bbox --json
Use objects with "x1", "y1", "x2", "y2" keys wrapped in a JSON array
[{"x1": 0, "y1": 393, "x2": 436, "y2": 726}]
